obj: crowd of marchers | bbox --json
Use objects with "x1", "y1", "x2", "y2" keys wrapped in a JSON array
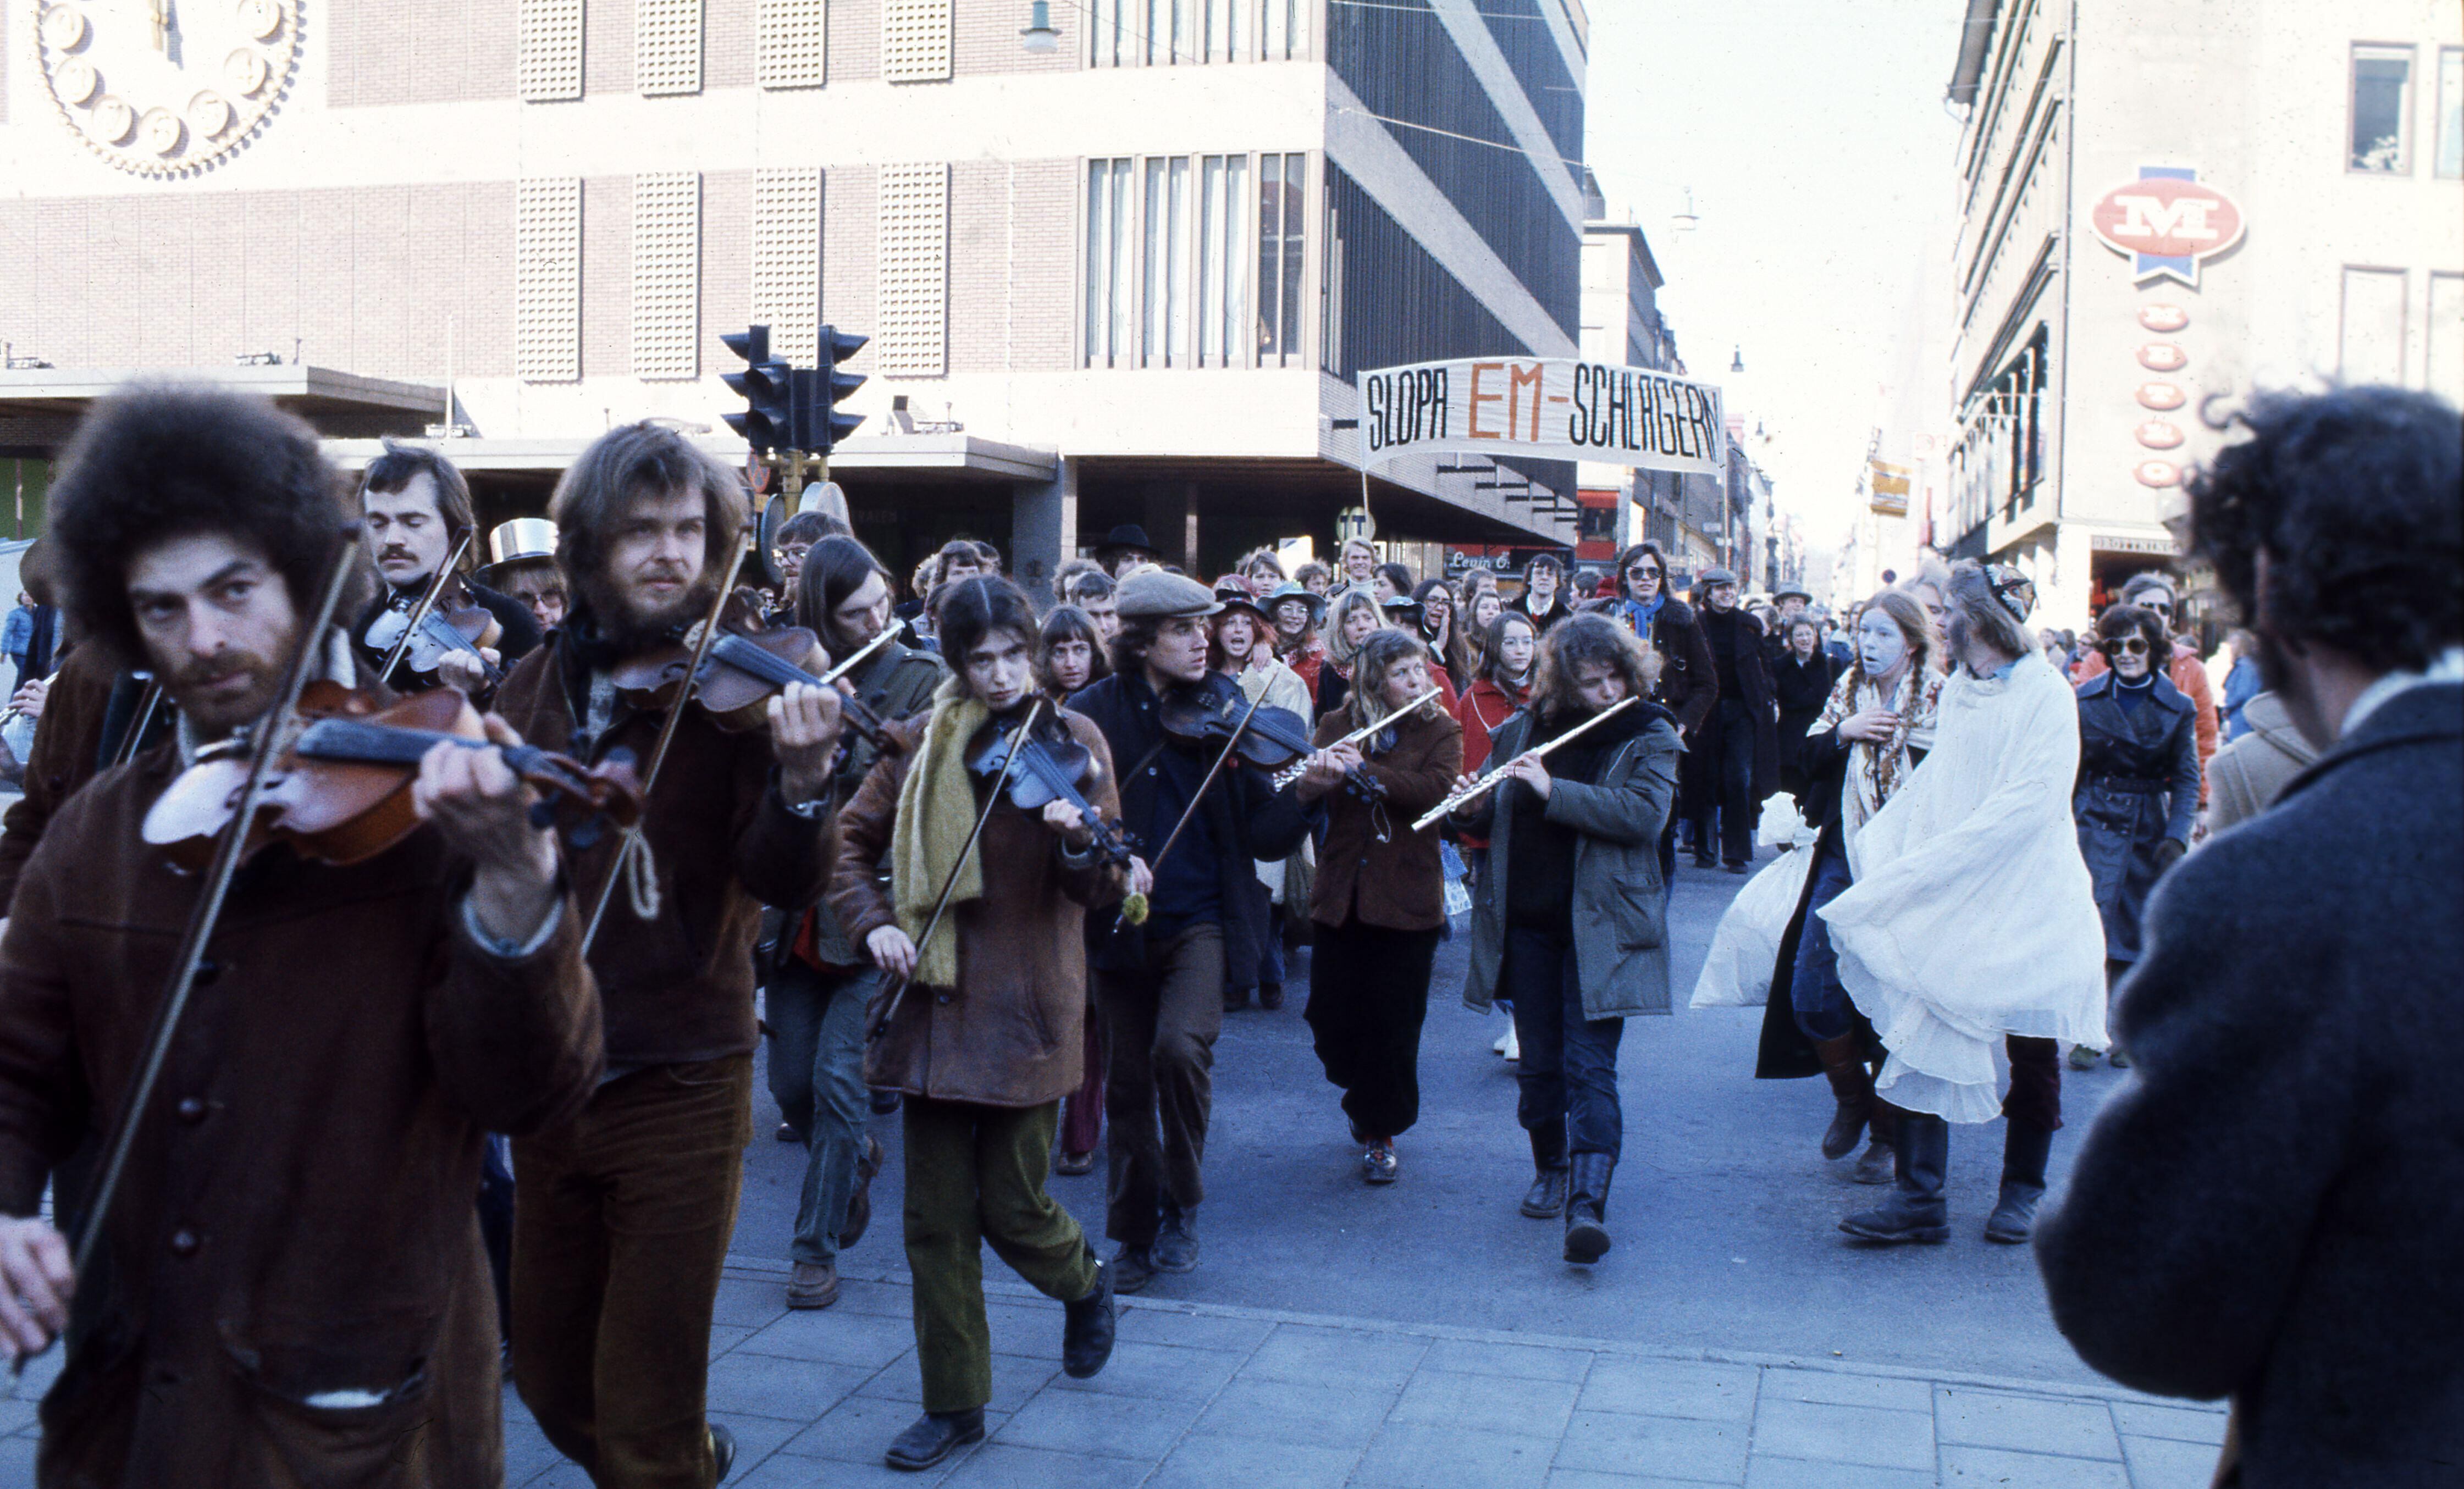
[{"x1": 0, "y1": 383, "x2": 2451, "y2": 1489}]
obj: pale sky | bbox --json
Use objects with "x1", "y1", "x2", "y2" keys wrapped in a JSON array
[{"x1": 1584, "y1": 0, "x2": 1969, "y2": 547}]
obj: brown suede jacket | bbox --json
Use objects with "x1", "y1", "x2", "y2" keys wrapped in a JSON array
[{"x1": 1307, "y1": 705, "x2": 1462, "y2": 933}]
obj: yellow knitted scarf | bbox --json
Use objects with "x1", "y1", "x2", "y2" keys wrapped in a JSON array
[{"x1": 889, "y1": 678, "x2": 990, "y2": 990}]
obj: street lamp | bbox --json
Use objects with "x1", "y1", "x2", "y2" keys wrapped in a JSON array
[
  {"x1": 1019, "y1": 1, "x2": 1060, "y2": 52},
  {"x1": 1730, "y1": 346, "x2": 1745, "y2": 374}
]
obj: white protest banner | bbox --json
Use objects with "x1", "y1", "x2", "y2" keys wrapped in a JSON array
[{"x1": 1356, "y1": 357, "x2": 1728, "y2": 478}]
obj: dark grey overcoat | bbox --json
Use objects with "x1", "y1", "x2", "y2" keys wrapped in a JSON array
[{"x1": 2071, "y1": 671, "x2": 2201, "y2": 962}]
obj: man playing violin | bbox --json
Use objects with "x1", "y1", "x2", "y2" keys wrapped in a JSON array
[
  {"x1": 830, "y1": 575, "x2": 1124, "y2": 1470},
  {"x1": 353, "y1": 440, "x2": 544, "y2": 696},
  {"x1": 763, "y1": 534, "x2": 945, "y2": 1311},
  {"x1": 1065, "y1": 570, "x2": 1313, "y2": 1293},
  {"x1": 0, "y1": 386, "x2": 604, "y2": 1485},
  {"x1": 490, "y1": 422, "x2": 843, "y2": 1488}
]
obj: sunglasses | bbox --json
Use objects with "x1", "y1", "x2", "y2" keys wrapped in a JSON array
[
  {"x1": 2100, "y1": 637, "x2": 2152, "y2": 656},
  {"x1": 1626, "y1": 565, "x2": 1662, "y2": 579}
]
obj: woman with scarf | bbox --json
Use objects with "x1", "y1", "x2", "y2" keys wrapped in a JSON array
[
  {"x1": 1317, "y1": 587, "x2": 1383, "y2": 719},
  {"x1": 1587, "y1": 542, "x2": 1716, "y2": 874},
  {"x1": 1754, "y1": 590, "x2": 1943, "y2": 1186},
  {"x1": 1415, "y1": 578, "x2": 1476, "y2": 695},
  {"x1": 1818, "y1": 563, "x2": 2106, "y2": 1247},
  {"x1": 830, "y1": 577, "x2": 1127, "y2": 1468},
  {"x1": 1214, "y1": 578, "x2": 1314, "y2": 1012},
  {"x1": 1458, "y1": 608, "x2": 1540, "y2": 1059},
  {"x1": 2066, "y1": 602, "x2": 2200, "y2": 1071},
  {"x1": 1035, "y1": 602, "x2": 1113, "y2": 1176},
  {"x1": 1450, "y1": 616, "x2": 1681, "y2": 1265},
  {"x1": 1292, "y1": 630, "x2": 1463, "y2": 1183}
]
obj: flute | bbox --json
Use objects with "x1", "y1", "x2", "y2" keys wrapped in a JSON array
[
  {"x1": 1410, "y1": 695, "x2": 1640, "y2": 831},
  {"x1": 1269, "y1": 686, "x2": 1443, "y2": 789}
]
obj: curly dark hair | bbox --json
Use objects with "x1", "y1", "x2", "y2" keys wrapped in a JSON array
[
  {"x1": 1531, "y1": 612, "x2": 1660, "y2": 724},
  {"x1": 2094, "y1": 603, "x2": 2169, "y2": 662},
  {"x1": 2186, "y1": 387, "x2": 2462, "y2": 673},
  {"x1": 48, "y1": 385, "x2": 363, "y2": 670}
]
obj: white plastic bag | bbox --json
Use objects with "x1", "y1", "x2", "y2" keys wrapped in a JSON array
[
  {"x1": 1688, "y1": 844, "x2": 1816, "y2": 1009},
  {"x1": 1757, "y1": 794, "x2": 1814, "y2": 849}
]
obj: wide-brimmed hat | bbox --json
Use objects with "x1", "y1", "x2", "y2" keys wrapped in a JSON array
[
  {"x1": 1117, "y1": 568, "x2": 1221, "y2": 620},
  {"x1": 1377, "y1": 592, "x2": 1424, "y2": 628},
  {"x1": 475, "y1": 517, "x2": 559, "y2": 588},
  {"x1": 1094, "y1": 523, "x2": 1156, "y2": 557},
  {"x1": 1774, "y1": 582, "x2": 1813, "y2": 604},
  {"x1": 1211, "y1": 576, "x2": 1269, "y2": 623},
  {"x1": 1262, "y1": 580, "x2": 1327, "y2": 628}
]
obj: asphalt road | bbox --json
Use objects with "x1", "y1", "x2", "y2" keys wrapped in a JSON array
[{"x1": 734, "y1": 846, "x2": 2127, "y2": 1391}]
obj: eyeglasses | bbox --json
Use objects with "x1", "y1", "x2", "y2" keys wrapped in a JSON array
[
  {"x1": 1625, "y1": 566, "x2": 1661, "y2": 580},
  {"x1": 2100, "y1": 637, "x2": 2152, "y2": 656}
]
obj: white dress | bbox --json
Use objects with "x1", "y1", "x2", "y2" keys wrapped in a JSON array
[{"x1": 1817, "y1": 651, "x2": 2108, "y2": 1123}]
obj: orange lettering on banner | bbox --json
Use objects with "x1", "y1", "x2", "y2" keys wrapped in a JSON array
[
  {"x1": 1508, "y1": 362, "x2": 1544, "y2": 442},
  {"x1": 1467, "y1": 362, "x2": 1504, "y2": 439}
]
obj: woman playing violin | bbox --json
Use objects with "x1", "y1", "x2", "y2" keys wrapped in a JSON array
[
  {"x1": 828, "y1": 577, "x2": 1126, "y2": 1471},
  {"x1": 1212, "y1": 578, "x2": 1311, "y2": 1013},
  {"x1": 1290, "y1": 629, "x2": 1463, "y2": 1185}
]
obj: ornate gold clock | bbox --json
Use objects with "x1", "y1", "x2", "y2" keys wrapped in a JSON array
[{"x1": 32, "y1": 0, "x2": 302, "y2": 177}]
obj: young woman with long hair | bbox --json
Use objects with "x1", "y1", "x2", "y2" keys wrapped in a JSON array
[
  {"x1": 1414, "y1": 578, "x2": 1476, "y2": 695},
  {"x1": 1317, "y1": 586, "x2": 1383, "y2": 719},
  {"x1": 1753, "y1": 589, "x2": 1943, "y2": 1184},
  {"x1": 1457, "y1": 608, "x2": 1542, "y2": 1060},
  {"x1": 1291, "y1": 630, "x2": 1463, "y2": 1183},
  {"x1": 1214, "y1": 579, "x2": 1313, "y2": 1012},
  {"x1": 1036, "y1": 604, "x2": 1111, "y2": 701},
  {"x1": 1450, "y1": 615, "x2": 1681, "y2": 1265}
]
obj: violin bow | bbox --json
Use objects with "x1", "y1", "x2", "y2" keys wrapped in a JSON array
[
  {"x1": 10, "y1": 526, "x2": 365, "y2": 1377},
  {"x1": 578, "y1": 532, "x2": 755, "y2": 956},
  {"x1": 1111, "y1": 682, "x2": 1272, "y2": 930},
  {"x1": 112, "y1": 679, "x2": 167, "y2": 769},
  {"x1": 864, "y1": 697, "x2": 1048, "y2": 1043},
  {"x1": 373, "y1": 528, "x2": 477, "y2": 687}
]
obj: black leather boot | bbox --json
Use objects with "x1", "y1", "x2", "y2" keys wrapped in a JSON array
[
  {"x1": 1522, "y1": 1123, "x2": 1569, "y2": 1218},
  {"x1": 1062, "y1": 1254, "x2": 1117, "y2": 1377},
  {"x1": 1839, "y1": 1112, "x2": 1949, "y2": 1243},
  {"x1": 1854, "y1": 1099, "x2": 1898, "y2": 1186},
  {"x1": 1812, "y1": 1033, "x2": 1875, "y2": 1160},
  {"x1": 1984, "y1": 1117, "x2": 2054, "y2": 1243},
  {"x1": 1562, "y1": 1153, "x2": 1615, "y2": 1264},
  {"x1": 884, "y1": 1408, "x2": 986, "y2": 1471}
]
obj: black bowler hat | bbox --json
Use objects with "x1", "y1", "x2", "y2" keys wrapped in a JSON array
[{"x1": 1095, "y1": 523, "x2": 1156, "y2": 557}]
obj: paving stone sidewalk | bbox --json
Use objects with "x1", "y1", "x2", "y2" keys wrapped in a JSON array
[{"x1": 471, "y1": 1255, "x2": 2230, "y2": 1489}]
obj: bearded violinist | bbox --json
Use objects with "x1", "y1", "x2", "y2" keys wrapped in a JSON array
[
  {"x1": 352, "y1": 440, "x2": 544, "y2": 698},
  {"x1": 489, "y1": 423, "x2": 843, "y2": 1488},
  {"x1": 0, "y1": 387, "x2": 602, "y2": 1485},
  {"x1": 1065, "y1": 570, "x2": 1312, "y2": 1293}
]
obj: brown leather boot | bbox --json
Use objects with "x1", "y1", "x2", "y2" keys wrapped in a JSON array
[{"x1": 1813, "y1": 1034, "x2": 1875, "y2": 1160}]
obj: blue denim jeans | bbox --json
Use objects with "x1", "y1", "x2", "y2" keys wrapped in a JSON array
[
  {"x1": 765, "y1": 957, "x2": 877, "y2": 1265},
  {"x1": 1790, "y1": 835, "x2": 1856, "y2": 1042},
  {"x1": 1504, "y1": 927, "x2": 1625, "y2": 1160}
]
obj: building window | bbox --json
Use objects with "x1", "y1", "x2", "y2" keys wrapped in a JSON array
[
  {"x1": 759, "y1": 0, "x2": 828, "y2": 89},
  {"x1": 1198, "y1": 154, "x2": 1250, "y2": 368},
  {"x1": 882, "y1": 0, "x2": 952, "y2": 82},
  {"x1": 637, "y1": 0, "x2": 703, "y2": 95},
  {"x1": 2339, "y1": 267, "x2": 2407, "y2": 383},
  {"x1": 515, "y1": 178, "x2": 583, "y2": 382},
  {"x1": 1143, "y1": 157, "x2": 1192, "y2": 367},
  {"x1": 877, "y1": 163, "x2": 949, "y2": 377},
  {"x1": 2428, "y1": 273, "x2": 2463, "y2": 405},
  {"x1": 1088, "y1": 0, "x2": 1306, "y2": 67},
  {"x1": 1085, "y1": 159, "x2": 1134, "y2": 367},
  {"x1": 2438, "y1": 47, "x2": 2462, "y2": 178},
  {"x1": 633, "y1": 173, "x2": 702, "y2": 379},
  {"x1": 753, "y1": 168, "x2": 825, "y2": 364},
  {"x1": 1256, "y1": 152, "x2": 1305, "y2": 366},
  {"x1": 519, "y1": 0, "x2": 584, "y2": 102},
  {"x1": 2350, "y1": 45, "x2": 2414, "y2": 173}
]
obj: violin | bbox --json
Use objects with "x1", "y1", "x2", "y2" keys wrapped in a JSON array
[
  {"x1": 1155, "y1": 673, "x2": 1314, "y2": 772},
  {"x1": 607, "y1": 592, "x2": 902, "y2": 744},
  {"x1": 964, "y1": 712, "x2": 1137, "y2": 869},
  {"x1": 367, "y1": 534, "x2": 507, "y2": 686},
  {"x1": 143, "y1": 680, "x2": 643, "y2": 871}
]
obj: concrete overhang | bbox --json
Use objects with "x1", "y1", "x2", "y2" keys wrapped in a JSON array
[
  {"x1": 323, "y1": 431, "x2": 1061, "y2": 484},
  {"x1": 0, "y1": 365, "x2": 447, "y2": 444}
]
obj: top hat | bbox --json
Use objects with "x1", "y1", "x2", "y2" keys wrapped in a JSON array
[{"x1": 475, "y1": 517, "x2": 559, "y2": 588}]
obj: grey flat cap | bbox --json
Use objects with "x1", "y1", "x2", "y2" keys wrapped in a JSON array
[
  {"x1": 1698, "y1": 567, "x2": 1738, "y2": 589},
  {"x1": 1118, "y1": 568, "x2": 1223, "y2": 620}
]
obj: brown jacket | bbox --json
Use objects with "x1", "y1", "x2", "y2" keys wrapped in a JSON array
[
  {"x1": 0, "y1": 644, "x2": 121, "y2": 915},
  {"x1": 0, "y1": 746, "x2": 602, "y2": 1487},
  {"x1": 1308, "y1": 706, "x2": 1462, "y2": 932},
  {"x1": 494, "y1": 633, "x2": 833, "y2": 1068},
  {"x1": 830, "y1": 709, "x2": 1124, "y2": 1108}
]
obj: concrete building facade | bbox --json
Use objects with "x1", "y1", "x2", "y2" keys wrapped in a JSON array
[
  {"x1": 1942, "y1": 0, "x2": 2462, "y2": 633},
  {"x1": 1, "y1": 0, "x2": 1591, "y2": 585}
]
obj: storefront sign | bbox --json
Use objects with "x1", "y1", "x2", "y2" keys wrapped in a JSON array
[
  {"x1": 2089, "y1": 168, "x2": 2246, "y2": 288},
  {"x1": 1357, "y1": 357, "x2": 1728, "y2": 478},
  {"x1": 1869, "y1": 459, "x2": 1911, "y2": 517}
]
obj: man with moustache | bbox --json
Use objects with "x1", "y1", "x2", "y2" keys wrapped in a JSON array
[
  {"x1": 0, "y1": 386, "x2": 602, "y2": 1485},
  {"x1": 353, "y1": 440, "x2": 543, "y2": 696},
  {"x1": 764, "y1": 535, "x2": 944, "y2": 1309},
  {"x1": 491, "y1": 423, "x2": 844, "y2": 1487},
  {"x1": 1066, "y1": 571, "x2": 1311, "y2": 1291}
]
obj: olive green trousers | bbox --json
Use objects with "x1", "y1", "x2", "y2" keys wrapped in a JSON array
[{"x1": 903, "y1": 1096, "x2": 1098, "y2": 1413}]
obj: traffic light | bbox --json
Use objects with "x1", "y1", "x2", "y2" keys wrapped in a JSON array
[
  {"x1": 721, "y1": 325, "x2": 793, "y2": 451},
  {"x1": 801, "y1": 323, "x2": 869, "y2": 455}
]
